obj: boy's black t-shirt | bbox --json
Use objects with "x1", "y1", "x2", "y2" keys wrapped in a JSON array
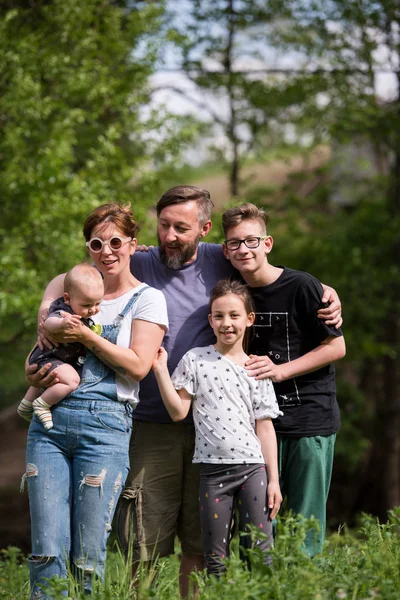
[{"x1": 248, "y1": 267, "x2": 343, "y2": 437}]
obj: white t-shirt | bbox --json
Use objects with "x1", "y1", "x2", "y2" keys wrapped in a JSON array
[
  {"x1": 93, "y1": 283, "x2": 168, "y2": 406},
  {"x1": 171, "y1": 345, "x2": 282, "y2": 464}
]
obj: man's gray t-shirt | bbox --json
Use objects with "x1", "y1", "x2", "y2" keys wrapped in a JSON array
[{"x1": 130, "y1": 242, "x2": 236, "y2": 423}]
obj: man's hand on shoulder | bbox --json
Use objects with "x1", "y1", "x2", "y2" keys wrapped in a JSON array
[
  {"x1": 319, "y1": 284, "x2": 343, "y2": 329},
  {"x1": 136, "y1": 244, "x2": 154, "y2": 252}
]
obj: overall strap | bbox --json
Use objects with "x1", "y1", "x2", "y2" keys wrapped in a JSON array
[{"x1": 112, "y1": 285, "x2": 149, "y2": 327}]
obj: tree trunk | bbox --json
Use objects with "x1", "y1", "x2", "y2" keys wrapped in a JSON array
[{"x1": 225, "y1": 0, "x2": 240, "y2": 198}]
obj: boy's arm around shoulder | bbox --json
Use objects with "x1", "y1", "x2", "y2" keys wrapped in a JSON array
[
  {"x1": 246, "y1": 269, "x2": 346, "y2": 382},
  {"x1": 272, "y1": 334, "x2": 346, "y2": 382},
  {"x1": 277, "y1": 271, "x2": 346, "y2": 379},
  {"x1": 247, "y1": 334, "x2": 345, "y2": 382}
]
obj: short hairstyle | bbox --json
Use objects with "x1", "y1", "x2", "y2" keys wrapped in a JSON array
[
  {"x1": 156, "y1": 185, "x2": 213, "y2": 226},
  {"x1": 209, "y1": 278, "x2": 255, "y2": 315},
  {"x1": 222, "y1": 203, "x2": 269, "y2": 237},
  {"x1": 83, "y1": 203, "x2": 140, "y2": 241},
  {"x1": 64, "y1": 263, "x2": 104, "y2": 295}
]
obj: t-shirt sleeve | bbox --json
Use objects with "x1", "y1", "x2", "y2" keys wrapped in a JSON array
[
  {"x1": 252, "y1": 377, "x2": 283, "y2": 420},
  {"x1": 47, "y1": 297, "x2": 74, "y2": 318},
  {"x1": 171, "y1": 354, "x2": 197, "y2": 395},
  {"x1": 298, "y1": 274, "x2": 343, "y2": 343},
  {"x1": 133, "y1": 287, "x2": 169, "y2": 331}
]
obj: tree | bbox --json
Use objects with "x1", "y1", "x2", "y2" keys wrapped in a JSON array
[
  {"x1": 180, "y1": 0, "x2": 400, "y2": 519},
  {"x1": 164, "y1": 0, "x2": 284, "y2": 197},
  {"x1": 0, "y1": 0, "x2": 197, "y2": 401},
  {"x1": 248, "y1": 0, "x2": 400, "y2": 518}
]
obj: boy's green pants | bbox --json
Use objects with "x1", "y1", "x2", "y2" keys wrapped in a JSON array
[{"x1": 277, "y1": 433, "x2": 336, "y2": 556}]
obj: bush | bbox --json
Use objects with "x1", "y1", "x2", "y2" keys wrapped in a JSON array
[{"x1": 1, "y1": 510, "x2": 400, "y2": 599}]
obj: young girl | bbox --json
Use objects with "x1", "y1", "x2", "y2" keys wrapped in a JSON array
[{"x1": 152, "y1": 278, "x2": 282, "y2": 577}]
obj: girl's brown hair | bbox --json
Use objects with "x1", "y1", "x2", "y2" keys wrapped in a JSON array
[
  {"x1": 83, "y1": 203, "x2": 140, "y2": 241},
  {"x1": 209, "y1": 279, "x2": 255, "y2": 351},
  {"x1": 209, "y1": 279, "x2": 255, "y2": 314}
]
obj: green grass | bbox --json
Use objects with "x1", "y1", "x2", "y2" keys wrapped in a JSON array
[{"x1": 1, "y1": 509, "x2": 400, "y2": 599}]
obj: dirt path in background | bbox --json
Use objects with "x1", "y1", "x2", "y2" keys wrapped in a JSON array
[{"x1": 194, "y1": 146, "x2": 330, "y2": 208}]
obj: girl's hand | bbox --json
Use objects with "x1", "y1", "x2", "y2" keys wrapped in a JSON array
[
  {"x1": 267, "y1": 480, "x2": 282, "y2": 520},
  {"x1": 245, "y1": 355, "x2": 285, "y2": 382},
  {"x1": 152, "y1": 347, "x2": 168, "y2": 373}
]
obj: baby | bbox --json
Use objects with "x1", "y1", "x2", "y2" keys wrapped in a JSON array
[{"x1": 18, "y1": 263, "x2": 104, "y2": 430}]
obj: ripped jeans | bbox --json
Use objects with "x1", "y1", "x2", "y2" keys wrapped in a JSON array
[{"x1": 25, "y1": 398, "x2": 132, "y2": 599}]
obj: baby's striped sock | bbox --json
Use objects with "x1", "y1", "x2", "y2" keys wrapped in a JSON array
[
  {"x1": 33, "y1": 397, "x2": 54, "y2": 430},
  {"x1": 17, "y1": 398, "x2": 34, "y2": 422}
]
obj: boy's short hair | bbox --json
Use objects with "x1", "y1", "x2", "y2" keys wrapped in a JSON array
[
  {"x1": 64, "y1": 263, "x2": 104, "y2": 296},
  {"x1": 222, "y1": 203, "x2": 269, "y2": 237}
]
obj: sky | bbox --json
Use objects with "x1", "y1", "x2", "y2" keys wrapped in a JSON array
[{"x1": 147, "y1": 1, "x2": 399, "y2": 163}]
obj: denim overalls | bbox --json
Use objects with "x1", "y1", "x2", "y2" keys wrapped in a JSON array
[{"x1": 26, "y1": 287, "x2": 147, "y2": 599}]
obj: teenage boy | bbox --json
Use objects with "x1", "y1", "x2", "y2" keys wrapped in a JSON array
[{"x1": 222, "y1": 202, "x2": 346, "y2": 556}]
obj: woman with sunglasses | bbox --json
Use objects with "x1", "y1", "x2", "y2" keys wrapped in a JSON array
[{"x1": 24, "y1": 203, "x2": 168, "y2": 599}]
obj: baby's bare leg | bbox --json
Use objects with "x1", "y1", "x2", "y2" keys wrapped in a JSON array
[
  {"x1": 33, "y1": 364, "x2": 81, "y2": 430},
  {"x1": 25, "y1": 387, "x2": 43, "y2": 403},
  {"x1": 39, "y1": 364, "x2": 81, "y2": 406}
]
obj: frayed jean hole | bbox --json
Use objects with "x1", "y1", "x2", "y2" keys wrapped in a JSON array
[
  {"x1": 28, "y1": 555, "x2": 55, "y2": 566},
  {"x1": 20, "y1": 463, "x2": 38, "y2": 492},
  {"x1": 79, "y1": 467, "x2": 107, "y2": 492},
  {"x1": 74, "y1": 558, "x2": 95, "y2": 573}
]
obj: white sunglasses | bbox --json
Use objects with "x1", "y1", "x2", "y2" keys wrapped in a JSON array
[{"x1": 86, "y1": 236, "x2": 132, "y2": 253}]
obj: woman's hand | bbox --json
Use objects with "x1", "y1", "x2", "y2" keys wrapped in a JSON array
[{"x1": 25, "y1": 363, "x2": 60, "y2": 388}]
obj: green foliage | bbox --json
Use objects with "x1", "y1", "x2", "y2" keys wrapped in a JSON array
[
  {"x1": 2, "y1": 511, "x2": 400, "y2": 598},
  {"x1": 0, "y1": 0, "x2": 163, "y2": 325},
  {"x1": 0, "y1": 0, "x2": 204, "y2": 403}
]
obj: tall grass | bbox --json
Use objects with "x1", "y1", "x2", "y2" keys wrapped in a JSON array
[{"x1": 1, "y1": 509, "x2": 399, "y2": 599}]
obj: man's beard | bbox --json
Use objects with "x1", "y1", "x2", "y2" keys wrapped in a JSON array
[{"x1": 158, "y1": 235, "x2": 200, "y2": 270}]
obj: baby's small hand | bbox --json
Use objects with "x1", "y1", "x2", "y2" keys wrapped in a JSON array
[{"x1": 60, "y1": 313, "x2": 82, "y2": 329}]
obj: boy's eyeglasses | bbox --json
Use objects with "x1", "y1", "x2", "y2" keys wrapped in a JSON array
[
  {"x1": 86, "y1": 236, "x2": 132, "y2": 253},
  {"x1": 224, "y1": 236, "x2": 267, "y2": 251}
]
